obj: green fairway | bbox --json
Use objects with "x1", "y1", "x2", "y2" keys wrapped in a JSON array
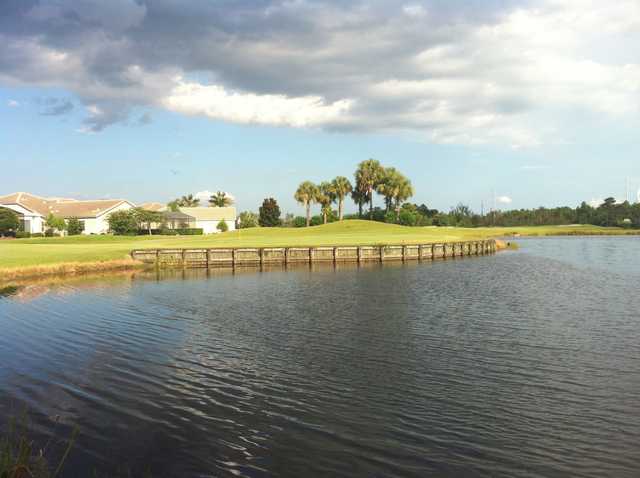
[{"x1": 0, "y1": 220, "x2": 637, "y2": 271}]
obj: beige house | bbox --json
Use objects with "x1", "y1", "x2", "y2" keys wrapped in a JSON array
[
  {"x1": 178, "y1": 207, "x2": 236, "y2": 234},
  {"x1": 0, "y1": 192, "x2": 134, "y2": 234}
]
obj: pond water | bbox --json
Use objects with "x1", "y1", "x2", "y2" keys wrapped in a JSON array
[{"x1": 1, "y1": 237, "x2": 639, "y2": 477}]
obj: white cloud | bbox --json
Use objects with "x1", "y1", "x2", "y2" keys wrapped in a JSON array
[
  {"x1": 2, "y1": 0, "x2": 640, "y2": 146},
  {"x1": 163, "y1": 80, "x2": 353, "y2": 128},
  {"x1": 496, "y1": 196, "x2": 513, "y2": 205},
  {"x1": 7, "y1": 100, "x2": 19, "y2": 107}
]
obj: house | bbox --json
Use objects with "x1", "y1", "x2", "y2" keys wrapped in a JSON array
[
  {"x1": 178, "y1": 207, "x2": 236, "y2": 234},
  {"x1": 0, "y1": 192, "x2": 135, "y2": 234},
  {"x1": 139, "y1": 202, "x2": 167, "y2": 212}
]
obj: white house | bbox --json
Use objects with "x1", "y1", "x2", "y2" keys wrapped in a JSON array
[
  {"x1": 178, "y1": 207, "x2": 236, "y2": 234},
  {"x1": 0, "y1": 192, "x2": 135, "y2": 234}
]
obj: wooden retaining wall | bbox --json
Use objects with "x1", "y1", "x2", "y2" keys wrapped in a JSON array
[{"x1": 131, "y1": 240, "x2": 497, "y2": 268}]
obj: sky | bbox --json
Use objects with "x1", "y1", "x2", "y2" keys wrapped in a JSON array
[{"x1": 1, "y1": 0, "x2": 639, "y2": 214}]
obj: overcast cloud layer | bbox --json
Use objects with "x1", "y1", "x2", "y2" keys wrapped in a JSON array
[{"x1": 1, "y1": 0, "x2": 639, "y2": 147}]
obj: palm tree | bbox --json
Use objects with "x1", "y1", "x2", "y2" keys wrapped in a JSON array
[
  {"x1": 209, "y1": 191, "x2": 233, "y2": 207},
  {"x1": 376, "y1": 167, "x2": 401, "y2": 213},
  {"x1": 351, "y1": 186, "x2": 368, "y2": 218},
  {"x1": 178, "y1": 194, "x2": 200, "y2": 207},
  {"x1": 392, "y1": 176, "x2": 414, "y2": 220},
  {"x1": 294, "y1": 181, "x2": 319, "y2": 227},
  {"x1": 317, "y1": 181, "x2": 336, "y2": 224},
  {"x1": 355, "y1": 159, "x2": 385, "y2": 219},
  {"x1": 331, "y1": 176, "x2": 352, "y2": 221}
]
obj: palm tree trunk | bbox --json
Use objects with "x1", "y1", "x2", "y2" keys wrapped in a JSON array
[
  {"x1": 306, "y1": 203, "x2": 311, "y2": 227},
  {"x1": 339, "y1": 198, "x2": 344, "y2": 221},
  {"x1": 323, "y1": 211, "x2": 327, "y2": 224},
  {"x1": 358, "y1": 202, "x2": 363, "y2": 218},
  {"x1": 369, "y1": 193, "x2": 374, "y2": 220}
]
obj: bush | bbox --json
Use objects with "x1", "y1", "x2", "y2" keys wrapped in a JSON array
[
  {"x1": 398, "y1": 209, "x2": 418, "y2": 226},
  {"x1": 0, "y1": 207, "x2": 20, "y2": 236},
  {"x1": 292, "y1": 216, "x2": 307, "y2": 228},
  {"x1": 32, "y1": 232, "x2": 44, "y2": 238},
  {"x1": 66, "y1": 217, "x2": 84, "y2": 236},
  {"x1": 384, "y1": 211, "x2": 396, "y2": 224},
  {"x1": 15, "y1": 231, "x2": 31, "y2": 238},
  {"x1": 217, "y1": 220, "x2": 229, "y2": 232},
  {"x1": 107, "y1": 210, "x2": 138, "y2": 235},
  {"x1": 238, "y1": 211, "x2": 259, "y2": 229},
  {"x1": 45, "y1": 228, "x2": 55, "y2": 237}
]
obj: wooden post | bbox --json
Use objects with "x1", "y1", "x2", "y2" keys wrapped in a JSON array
[
  {"x1": 380, "y1": 246, "x2": 384, "y2": 262},
  {"x1": 357, "y1": 246, "x2": 362, "y2": 263},
  {"x1": 181, "y1": 249, "x2": 186, "y2": 267}
]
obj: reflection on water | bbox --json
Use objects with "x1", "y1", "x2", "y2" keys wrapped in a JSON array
[{"x1": 1, "y1": 237, "x2": 639, "y2": 477}]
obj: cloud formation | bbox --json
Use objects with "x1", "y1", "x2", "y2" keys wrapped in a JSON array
[
  {"x1": 7, "y1": 99, "x2": 19, "y2": 107},
  {"x1": 496, "y1": 196, "x2": 513, "y2": 205},
  {"x1": 1, "y1": 0, "x2": 639, "y2": 145}
]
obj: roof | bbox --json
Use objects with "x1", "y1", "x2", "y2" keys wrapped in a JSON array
[
  {"x1": 179, "y1": 206, "x2": 236, "y2": 221},
  {"x1": 140, "y1": 202, "x2": 166, "y2": 212},
  {"x1": 0, "y1": 192, "x2": 133, "y2": 218},
  {"x1": 163, "y1": 211, "x2": 195, "y2": 220}
]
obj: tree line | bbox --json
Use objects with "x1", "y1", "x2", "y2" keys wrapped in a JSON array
[{"x1": 292, "y1": 159, "x2": 414, "y2": 227}]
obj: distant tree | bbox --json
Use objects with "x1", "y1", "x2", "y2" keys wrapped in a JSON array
[
  {"x1": 217, "y1": 220, "x2": 229, "y2": 232},
  {"x1": 238, "y1": 211, "x2": 259, "y2": 228},
  {"x1": 355, "y1": 159, "x2": 385, "y2": 219},
  {"x1": 317, "y1": 181, "x2": 336, "y2": 224},
  {"x1": 331, "y1": 176, "x2": 352, "y2": 221},
  {"x1": 178, "y1": 194, "x2": 200, "y2": 207},
  {"x1": 259, "y1": 198, "x2": 282, "y2": 227},
  {"x1": 209, "y1": 191, "x2": 233, "y2": 207},
  {"x1": 167, "y1": 199, "x2": 180, "y2": 212},
  {"x1": 294, "y1": 181, "x2": 320, "y2": 226},
  {"x1": 0, "y1": 207, "x2": 20, "y2": 236},
  {"x1": 66, "y1": 217, "x2": 84, "y2": 236},
  {"x1": 108, "y1": 210, "x2": 138, "y2": 235},
  {"x1": 133, "y1": 208, "x2": 162, "y2": 235},
  {"x1": 45, "y1": 213, "x2": 66, "y2": 234},
  {"x1": 350, "y1": 186, "x2": 368, "y2": 218}
]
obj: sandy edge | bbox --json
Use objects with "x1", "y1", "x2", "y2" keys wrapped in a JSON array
[{"x1": 0, "y1": 259, "x2": 148, "y2": 282}]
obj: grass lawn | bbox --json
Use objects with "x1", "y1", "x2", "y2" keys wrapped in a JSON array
[{"x1": 0, "y1": 220, "x2": 637, "y2": 271}]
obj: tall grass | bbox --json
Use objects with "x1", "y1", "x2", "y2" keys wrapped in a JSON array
[{"x1": 0, "y1": 413, "x2": 77, "y2": 478}]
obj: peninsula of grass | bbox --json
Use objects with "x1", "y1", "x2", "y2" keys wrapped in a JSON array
[{"x1": 1, "y1": 220, "x2": 638, "y2": 280}]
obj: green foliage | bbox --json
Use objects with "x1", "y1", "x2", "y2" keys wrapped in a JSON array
[
  {"x1": 45, "y1": 213, "x2": 66, "y2": 232},
  {"x1": 0, "y1": 207, "x2": 20, "y2": 236},
  {"x1": 355, "y1": 159, "x2": 385, "y2": 219},
  {"x1": 217, "y1": 220, "x2": 229, "y2": 232},
  {"x1": 66, "y1": 217, "x2": 84, "y2": 236},
  {"x1": 151, "y1": 228, "x2": 203, "y2": 235},
  {"x1": 259, "y1": 198, "x2": 281, "y2": 227},
  {"x1": 294, "y1": 181, "x2": 320, "y2": 226},
  {"x1": 15, "y1": 231, "x2": 31, "y2": 239},
  {"x1": 238, "y1": 211, "x2": 259, "y2": 228},
  {"x1": 177, "y1": 194, "x2": 200, "y2": 207},
  {"x1": 133, "y1": 208, "x2": 163, "y2": 235},
  {"x1": 398, "y1": 209, "x2": 418, "y2": 226},
  {"x1": 107, "y1": 210, "x2": 138, "y2": 235},
  {"x1": 209, "y1": 191, "x2": 233, "y2": 207},
  {"x1": 292, "y1": 216, "x2": 307, "y2": 227},
  {"x1": 166, "y1": 199, "x2": 180, "y2": 212}
]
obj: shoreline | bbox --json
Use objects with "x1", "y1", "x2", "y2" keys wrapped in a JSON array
[
  {"x1": 0, "y1": 259, "x2": 147, "y2": 282},
  {"x1": 0, "y1": 229, "x2": 636, "y2": 282}
]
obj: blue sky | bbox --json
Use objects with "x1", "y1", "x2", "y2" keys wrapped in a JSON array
[{"x1": 1, "y1": 1, "x2": 639, "y2": 214}]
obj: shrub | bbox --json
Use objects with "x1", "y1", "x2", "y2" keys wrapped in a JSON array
[
  {"x1": 45, "y1": 228, "x2": 55, "y2": 237},
  {"x1": 398, "y1": 209, "x2": 418, "y2": 226},
  {"x1": 238, "y1": 211, "x2": 259, "y2": 229},
  {"x1": 32, "y1": 232, "x2": 44, "y2": 238},
  {"x1": 174, "y1": 228, "x2": 203, "y2": 235},
  {"x1": 384, "y1": 211, "x2": 396, "y2": 224},
  {"x1": 292, "y1": 216, "x2": 307, "y2": 228},
  {"x1": 15, "y1": 231, "x2": 31, "y2": 238},
  {"x1": 259, "y1": 198, "x2": 281, "y2": 227},
  {"x1": 107, "y1": 210, "x2": 138, "y2": 235},
  {"x1": 217, "y1": 220, "x2": 229, "y2": 232},
  {"x1": 0, "y1": 207, "x2": 20, "y2": 236},
  {"x1": 66, "y1": 217, "x2": 84, "y2": 236}
]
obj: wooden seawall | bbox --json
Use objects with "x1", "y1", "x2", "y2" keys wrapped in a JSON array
[{"x1": 131, "y1": 240, "x2": 497, "y2": 268}]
